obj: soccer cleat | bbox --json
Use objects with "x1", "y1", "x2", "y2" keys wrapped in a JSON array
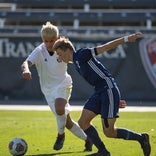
[
  {"x1": 53, "y1": 133, "x2": 65, "y2": 150},
  {"x1": 84, "y1": 138, "x2": 93, "y2": 151},
  {"x1": 140, "y1": 133, "x2": 151, "y2": 156}
]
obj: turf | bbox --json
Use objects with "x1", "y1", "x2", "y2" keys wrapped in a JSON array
[{"x1": 0, "y1": 110, "x2": 156, "y2": 156}]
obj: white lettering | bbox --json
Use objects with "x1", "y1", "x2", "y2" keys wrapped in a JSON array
[
  {"x1": 0, "y1": 38, "x2": 126, "y2": 58},
  {"x1": 0, "y1": 39, "x2": 9, "y2": 57},
  {"x1": 5, "y1": 42, "x2": 16, "y2": 57},
  {"x1": 16, "y1": 42, "x2": 27, "y2": 57},
  {"x1": 0, "y1": 38, "x2": 40, "y2": 57},
  {"x1": 26, "y1": 42, "x2": 40, "y2": 56}
]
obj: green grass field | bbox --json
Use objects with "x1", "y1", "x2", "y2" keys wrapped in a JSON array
[{"x1": 0, "y1": 110, "x2": 156, "y2": 156}]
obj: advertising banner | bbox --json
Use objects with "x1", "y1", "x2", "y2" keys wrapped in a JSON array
[{"x1": 0, "y1": 36, "x2": 156, "y2": 102}]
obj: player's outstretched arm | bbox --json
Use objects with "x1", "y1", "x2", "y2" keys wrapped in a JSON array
[
  {"x1": 21, "y1": 61, "x2": 32, "y2": 80},
  {"x1": 96, "y1": 32, "x2": 142, "y2": 54}
]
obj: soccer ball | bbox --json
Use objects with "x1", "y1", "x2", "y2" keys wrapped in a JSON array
[{"x1": 8, "y1": 138, "x2": 28, "y2": 156}]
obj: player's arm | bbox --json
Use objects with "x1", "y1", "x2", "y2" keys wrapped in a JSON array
[
  {"x1": 95, "y1": 32, "x2": 142, "y2": 55},
  {"x1": 21, "y1": 60, "x2": 33, "y2": 80}
]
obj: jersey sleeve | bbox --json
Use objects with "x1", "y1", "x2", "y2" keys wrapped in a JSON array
[
  {"x1": 90, "y1": 48, "x2": 98, "y2": 57},
  {"x1": 26, "y1": 47, "x2": 40, "y2": 65},
  {"x1": 77, "y1": 48, "x2": 96, "y2": 62}
]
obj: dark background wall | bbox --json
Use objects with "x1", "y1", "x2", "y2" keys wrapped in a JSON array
[{"x1": 0, "y1": 36, "x2": 156, "y2": 104}]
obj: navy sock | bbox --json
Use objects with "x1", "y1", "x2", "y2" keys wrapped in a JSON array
[
  {"x1": 84, "y1": 125, "x2": 107, "y2": 152},
  {"x1": 117, "y1": 128, "x2": 143, "y2": 142}
]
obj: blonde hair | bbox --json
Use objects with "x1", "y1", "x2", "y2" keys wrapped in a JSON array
[
  {"x1": 41, "y1": 21, "x2": 59, "y2": 38},
  {"x1": 53, "y1": 36, "x2": 75, "y2": 51}
]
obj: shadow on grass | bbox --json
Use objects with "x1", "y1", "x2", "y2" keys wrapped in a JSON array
[{"x1": 27, "y1": 150, "x2": 86, "y2": 156}]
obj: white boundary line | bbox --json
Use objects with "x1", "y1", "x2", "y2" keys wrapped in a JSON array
[{"x1": 0, "y1": 105, "x2": 156, "y2": 112}]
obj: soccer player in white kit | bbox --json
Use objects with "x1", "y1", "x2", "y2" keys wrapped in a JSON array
[{"x1": 21, "y1": 21, "x2": 92, "y2": 151}]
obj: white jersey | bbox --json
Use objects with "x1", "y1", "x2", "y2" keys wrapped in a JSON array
[{"x1": 26, "y1": 43, "x2": 72, "y2": 96}]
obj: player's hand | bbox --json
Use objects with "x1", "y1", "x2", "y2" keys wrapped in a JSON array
[
  {"x1": 119, "y1": 100, "x2": 127, "y2": 108},
  {"x1": 22, "y1": 71, "x2": 32, "y2": 80},
  {"x1": 127, "y1": 32, "x2": 143, "y2": 42}
]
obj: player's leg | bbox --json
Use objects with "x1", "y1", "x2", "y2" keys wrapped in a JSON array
[
  {"x1": 102, "y1": 118, "x2": 151, "y2": 156},
  {"x1": 45, "y1": 91, "x2": 67, "y2": 150},
  {"x1": 55, "y1": 98, "x2": 67, "y2": 133},
  {"x1": 66, "y1": 113, "x2": 93, "y2": 151},
  {"x1": 53, "y1": 97, "x2": 67, "y2": 150},
  {"x1": 53, "y1": 85, "x2": 92, "y2": 151},
  {"x1": 101, "y1": 86, "x2": 151, "y2": 156},
  {"x1": 104, "y1": 119, "x2": 145, "y2": 141},
  {"x1": 52, "y1": 85, "x2": 72, "y2": 150},
  {"x1": 44, "y1": 94, "x2": 66, "y2": 150},
  {"x1": 78, "y1": 108, "x2": 110, "y2": 156},
  {"x1": 107, "y1": 87, "x2": 151, "y2": 156}
]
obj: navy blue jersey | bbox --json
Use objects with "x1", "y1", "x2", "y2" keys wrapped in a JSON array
[{"x1": 73, "y1": 47, "x2": 116, "y2": 90}]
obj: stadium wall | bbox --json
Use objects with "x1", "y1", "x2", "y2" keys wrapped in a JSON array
[{"x1": 0, "y1": 36, "x2": 156, "y2": 103}]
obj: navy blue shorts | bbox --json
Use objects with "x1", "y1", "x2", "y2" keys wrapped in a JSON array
[{"x1": 84, "y1": 86, "x2": 120, "y2": 119}]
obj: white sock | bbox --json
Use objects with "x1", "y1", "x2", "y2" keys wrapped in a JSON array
[
  {"x1": 69, "y1": 120, "x2": 87, "y2": 141},
  {"x1": 56, "y1": 114, "x2": 67, "y2": 134}
]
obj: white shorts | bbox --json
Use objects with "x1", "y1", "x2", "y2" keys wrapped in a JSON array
[{"x1": 45, "y1": 84, "x2": 72, "y2": 115}]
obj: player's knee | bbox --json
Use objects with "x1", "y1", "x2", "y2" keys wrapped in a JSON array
[
  {"x1": 78, "y1": 118, "x2": 89, "y2": 130},
  {"x1": 55, "y1": 99, "x2": 66, "y2": 115},
  {"x1": 56, "y1": 110, "x2": 64, "y2": 115},
  {"x1": 103, "y1": 129, "x2": 116, "y2": 138},
  {"x1": 104, "y1": 131, "x2": 112, "y2": 138},
  {"x1": 78, "y1": 118, "x2": 84, "y2": 129},
  {"x1": 55, "y1": 106, "x2": 65, "y2": 115}
]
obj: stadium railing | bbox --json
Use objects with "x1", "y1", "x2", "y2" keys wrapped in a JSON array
[
  {"x1": 0, "y1": 10, "x2": 155, "y2": 26},
  {"x1": 0, "y1": 26, "x2": 156, "y2": 38},
  {"x1": 0, "y1": 0, "x2": 155, "y2": 36},
  {"x1": 0, "y1": 0, "x2": 156, "y2": 9}
]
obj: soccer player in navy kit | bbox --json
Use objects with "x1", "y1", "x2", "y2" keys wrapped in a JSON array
[{"x1": 53, "y1": 32, "x2": 151, "y2": 156}]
